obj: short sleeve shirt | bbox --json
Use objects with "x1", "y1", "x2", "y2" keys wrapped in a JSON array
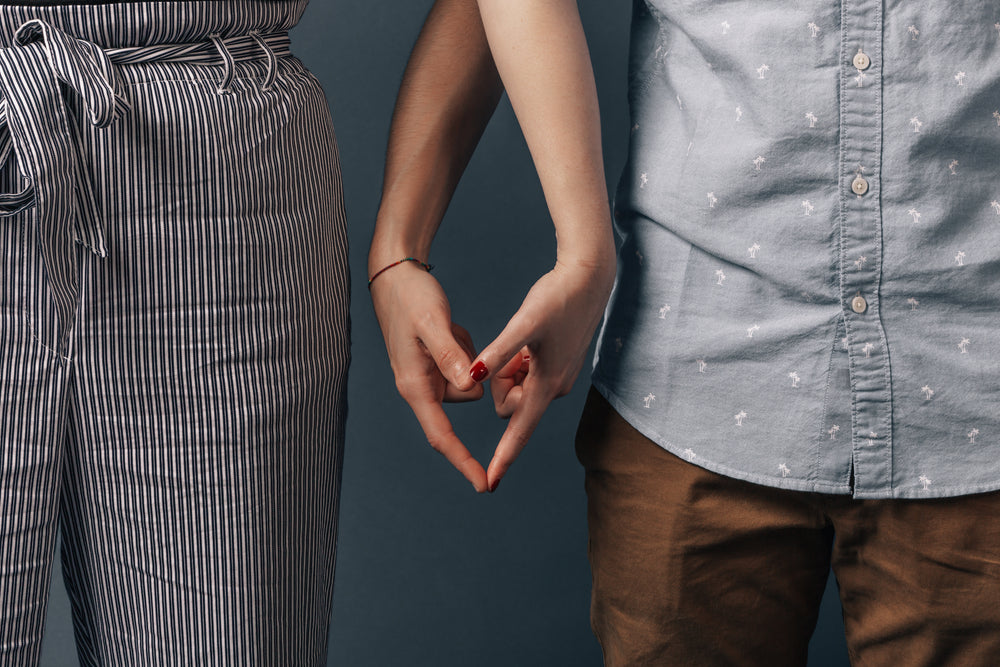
[{"x1": 593, "y1": 0, "x2": 1000, "y2": 499}]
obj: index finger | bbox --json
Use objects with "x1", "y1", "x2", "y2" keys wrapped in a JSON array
[
  {"x1": 410, "y1": 398, "x2": 488, "y2": 493},
  {"x1": 486, "y1": 378, "x2": 552, "y2": 491}
]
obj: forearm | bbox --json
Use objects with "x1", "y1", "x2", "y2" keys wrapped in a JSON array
[
  {"x1": 369, "y1": 0, "x2": 503, "y2": 276},
  {"x1": 475, "y1": 0, "x2": 614, "y2": 269}
]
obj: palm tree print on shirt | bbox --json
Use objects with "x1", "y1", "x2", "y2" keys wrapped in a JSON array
[
  {"x1": 919, "y1": 475, "x2": 932, "y2": 490},
  {"x1": 948, "y1": 160, "x2": 959, "y2": 175},
  {"x1": 863, "y1": 342, "x2": 875, "y2": 358},
  {"x1": 778, "y1": 463, "x2": 791, "y2": 477},
  {"x1": 658, "y1": 304, "x2": 671, "y2": 319},
  {"x1": 789, "y1": 371, "x2": 801, "y2": 388},
  {"x1": 908, "y1": 25, "x2": 920, "y2": 40},
  {"x1": 955, "y1": 71, "x2": 966, "y2": 86},
  {"x1": 955, "y1": 251, "x2": 966, "y2": 266},
  {"x1": 684, "y1": 448, "x2": 697, "y2": 461},
  {"x1": 958, "y1": 338, "x2": 970, "y2": 353},
  {"x1": 807, "y1": 22, "x2": 820, "y2": 37},
  {"x1": 910, "y1": 117, "x2": 923, "y2": 133},
  {"x1": 802, "y1": 200, "x2": 814, "y2": 215},
  {"x1": 908, "y1": 208, "x2": 921, "y2": 223},
  {"x1": 697, "y1": 359, "x2": 708, "y2": 373},
  {"x1": 805, "y1": 112, "x2": 818, "y2": 127},
  {"x1": 828, "y1": 424, "x2": 840, "y2": 439},
  {"x1": 707, "y1": 192, "x2": 718, "y2": 208},
  {"x1": 756, "y1": 64, "x2": 770, "y2": 79},
  {"x1": 643, "y1": 393, "x2": 656, "y2": 408},
  {"x1": 968, "y1": 428, "x2": 980, "y2": 444},
  {"x1": 921, "y1": 385, "x2": 935, "y2": 400},
  {"x1": 747, "y1": 324, "x2": 760, "y2": 338},
  {"x1": 753, "y1": 155, "x2": 766, "y2": 171},
  {"x1": 735, "y1": 410, "x2": 747, "y2": 426},
  {"x1": 907, "y1": 297, "x2": 919, "y2": 311},
  {"x1": 991, "y1": 200, "x2": 1000, "y2": 215},
  {"x1": 748, "y1": 242, "x2": 761, "y2": 258},
  {"x1": 715, "y1": 269, "x2": 726, "y2": 285}
]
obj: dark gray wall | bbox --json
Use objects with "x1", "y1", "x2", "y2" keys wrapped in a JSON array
[{"x1": 40, "y1": 1, "x2": 850, "y2": 664}]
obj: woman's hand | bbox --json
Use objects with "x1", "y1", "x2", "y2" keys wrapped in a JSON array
[
  {"x1": 370, "y1": 261, "x2": 489, "y2": 493},
  {"x1": 471, "y1": 255, "x2": 616, "y2": 491}
]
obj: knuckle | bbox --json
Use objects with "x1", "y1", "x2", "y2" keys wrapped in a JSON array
[
  {"x1": 394, "y1": 374, "x2": 423, "y2": 399},
  {"x1": 425, "y1": 434, "x2": 446, "y2": 453},
  {"x1": 435, "y1": 346, "x2": 461, "y2": 371}
]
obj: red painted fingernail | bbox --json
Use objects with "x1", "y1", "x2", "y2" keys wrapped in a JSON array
[
  {"x1": 489, "y1": 478, "x2": 501, "y2": 493},
  {"x1": 471, "y1": 361, "x2": 489, "y2": 383}
]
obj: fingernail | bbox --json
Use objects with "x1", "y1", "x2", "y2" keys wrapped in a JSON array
[
  {"x1": 489, "y1": 478, "x2": 501, "y2": 493},
  {"x1": 471, "y1": 361, "x2": 489, "y2": 383}
]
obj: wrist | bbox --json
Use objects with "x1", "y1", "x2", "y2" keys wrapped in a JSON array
[
  {"x1": 556, "y1": 230, "x2": 617, "y2": 279},
  {"x1": 368, "y1": 256, "x2": 434, "y2": 290},
  {"x1": 368, "y1": 236, "x2": 434, "y2": 282}
]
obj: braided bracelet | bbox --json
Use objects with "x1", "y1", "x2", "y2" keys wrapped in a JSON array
[{"x1": 367, "y1": 257, "x2": 434, "y2": 289}]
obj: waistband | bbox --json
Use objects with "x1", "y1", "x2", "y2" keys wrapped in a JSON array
[
  {"x1": 0, "y1": 17, "x2": 293, "y2": 357},
  {"x1": 0, "y1": 1, "x2": 309, "y2": 48}
]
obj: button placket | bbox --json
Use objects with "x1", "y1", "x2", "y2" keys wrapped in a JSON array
[{"x1": 840, "y1": 2, "x2": 894, "y2": 498}]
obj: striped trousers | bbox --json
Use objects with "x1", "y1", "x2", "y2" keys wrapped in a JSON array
[{"x1": 0, "y1": 2, "x2": 349, "y2": 665}]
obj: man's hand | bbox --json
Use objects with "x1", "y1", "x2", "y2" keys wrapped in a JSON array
[{"x1": 371, "y1": 261, "x2": 489, "y2": 492}]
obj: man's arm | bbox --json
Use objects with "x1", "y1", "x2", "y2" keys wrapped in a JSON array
[
  {"x1": 370, "y1": 0, "x2": 615, "y2": 493},
  {"x1": 369, "y1": 0, "x2": 503, "y2": 273},
  {"x1": 369, "y1": 0, "x2": 503, "y2": 493}
]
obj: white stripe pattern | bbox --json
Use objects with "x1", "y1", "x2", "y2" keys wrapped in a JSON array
[{"x1": 0, "y1": 2, "x2": 348, "y2": 665}]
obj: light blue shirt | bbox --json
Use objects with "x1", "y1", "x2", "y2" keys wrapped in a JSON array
[{"x1": 593, "y1": 0, "x2": 1000, "y2": 499}]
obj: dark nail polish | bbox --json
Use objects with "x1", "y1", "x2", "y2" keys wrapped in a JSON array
[
  {"x1": 489, "y1": 478, "x2": 501, "y2": 493},
  {"x1": 471, "y1": 361, "x2": 489, "y2": 383}
]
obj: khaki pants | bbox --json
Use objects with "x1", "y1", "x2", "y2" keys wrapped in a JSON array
[{"x1": 576, "y1": 388, "x2": 1000, "y2": 666}]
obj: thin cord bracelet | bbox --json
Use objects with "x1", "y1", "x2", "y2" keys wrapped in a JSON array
[{"x1": 367, "y1": 257, "x2": 434, "y2": 289}]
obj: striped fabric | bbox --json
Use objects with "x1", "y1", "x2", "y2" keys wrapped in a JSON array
[{"x1": 0, "y1": 2, "x2": 349, "y2": 665}]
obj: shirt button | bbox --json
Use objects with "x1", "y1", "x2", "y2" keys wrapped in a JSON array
[
  {"x1": 852, "y1": 176, "x2": 869, "y2": 195},
  {"x1": 852, "y1": 296, "x2": 868, "y2": 313},
  {"x1": 853, "y1": 50, "x2": 871, "y2": 70}
]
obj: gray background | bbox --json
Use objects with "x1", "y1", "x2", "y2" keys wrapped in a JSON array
[{"x1": 40, "y1": 1, "x2": 851, "y2": 664}]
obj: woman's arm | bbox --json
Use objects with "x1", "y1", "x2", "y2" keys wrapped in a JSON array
[
  {"x1": 371, "y1": 0, "x2": 615, "y2": 493},
  {"x1": 470, "y1": 0, "x2": 616, "y2": 491},
  {"x1": 369, "y1": 0, "x2": 503, "y2": 493}
]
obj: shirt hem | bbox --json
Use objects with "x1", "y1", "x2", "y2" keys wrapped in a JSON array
[
  {"x1": 591, "y1": 378, "x2": 852, "y2": 496},
  {"x1": 591, "y1": 378, "x2": 1000, "y2": 501}
]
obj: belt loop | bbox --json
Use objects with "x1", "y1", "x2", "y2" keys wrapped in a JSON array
[
  {"x1": 249, "y1": 31, "x2": 276, "y2": 92},
  {"x1": 208, "y1": 33, "x2": 234, "y2": 95}
]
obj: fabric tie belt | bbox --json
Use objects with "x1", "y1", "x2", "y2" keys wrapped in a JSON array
[{"x1": 0, "y1": 20, "x2": 290, "y2": 355}]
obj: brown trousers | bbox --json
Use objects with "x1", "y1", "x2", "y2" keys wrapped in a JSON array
[{"x1": 576, "y1": 388, "x2": 1000, "y2": 666}]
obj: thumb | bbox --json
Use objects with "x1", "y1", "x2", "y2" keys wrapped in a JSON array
[
  {"x1": 422, "y1": 320, "x2": 477, "y2": 392},
  {"x1": 470, "y1": 313, "x2": 532, "y2": 385}
]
